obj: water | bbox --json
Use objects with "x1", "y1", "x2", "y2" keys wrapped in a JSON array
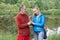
[{"x1": 47, "y1": 27, "x2": 60, "y2": 36}]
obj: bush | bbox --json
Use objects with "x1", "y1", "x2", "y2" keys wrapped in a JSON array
[
  {"x1": 0, "y1": 3, "x2": 19, "y2": 15},
  {"x1": 0, "y1": 0, "x2": 60, "y2": 34},
  {"x1": 42, "y1": 9, "x2": 60, "y2": 15},
  {"x1": 0, "y1": 15, "x2": 17, "y2": 34}
]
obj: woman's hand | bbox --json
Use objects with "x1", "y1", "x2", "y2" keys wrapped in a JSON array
[{"x1": 31, "y1": 21, "x2": 35, "y2": 25}]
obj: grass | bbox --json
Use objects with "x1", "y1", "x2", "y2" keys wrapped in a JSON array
[
  {"x1": 0, "y1": 32, "x2": 60, "y2": 40},
  {"x1": 0, "y1": 32, "x2": 17, "y2": 40},
  {"x1": 47, "y1": 34, "x2": 60, "y2": 40}
]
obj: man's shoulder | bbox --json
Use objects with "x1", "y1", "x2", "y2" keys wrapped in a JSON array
[
  {"x1": 15, "y1": 12, "x2": 21, "y2": 19},
  {"x1": 16, "y1": 14, "x2": 20, "y2": 17}
]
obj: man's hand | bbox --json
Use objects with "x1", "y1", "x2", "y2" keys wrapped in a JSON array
[{"x1": 27, "y1": 21, "x2": 32, "y2": 25}]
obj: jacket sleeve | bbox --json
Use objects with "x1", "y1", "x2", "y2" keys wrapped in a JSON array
[
  {"x1": 15, "y1": 16, "x2": 28, "y2": 29},
  {"x1": 33, "y1": 15, "x2": 45, "y2": 27}
]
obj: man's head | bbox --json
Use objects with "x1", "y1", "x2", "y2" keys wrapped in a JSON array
[
  {"x1": 33, "y1": 6, "x2": 40, "y2": 16},
  {"x1": 20, "y1": 4, "x2": 26, "y2": 14}
]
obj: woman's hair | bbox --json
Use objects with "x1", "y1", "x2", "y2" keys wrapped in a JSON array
[
  {"x1": 33, "y1": 6, "x2": 40, "y2": 16},
  {"x1": 34, "y1": 5, "x2": 40, "y2": 11}
]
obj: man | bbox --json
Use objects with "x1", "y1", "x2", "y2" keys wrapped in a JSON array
[
  {"x1": 31, "y1": 6, "x2": 46, "y2": 40},
  {"x1": 15, "y1": 4, "x2": 31, "y2": 40}
]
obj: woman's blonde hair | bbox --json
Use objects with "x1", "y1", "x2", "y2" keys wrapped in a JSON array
[{"x1": 34, "y1": 5, "x2": 40, "y2": 11}]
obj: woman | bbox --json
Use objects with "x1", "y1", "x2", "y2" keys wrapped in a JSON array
[{"x1": 31, "y1": 6, "x2": 47, "y2": 40}]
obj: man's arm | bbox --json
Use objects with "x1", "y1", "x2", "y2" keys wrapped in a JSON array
[{"x1": 15, "y1": 16, "x2": 28, "y2": 29}]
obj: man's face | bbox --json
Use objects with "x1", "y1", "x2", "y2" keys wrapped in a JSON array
[
  {"x1": 33, "y1": 8, "x2": 39, "y2": 15},
  {"x1": 21, "y1": 6, "x2": 26, "y2": 14}
]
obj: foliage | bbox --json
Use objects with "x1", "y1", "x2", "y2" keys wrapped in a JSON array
[
  {"x1": 47, "y1": 34, "x2": 60, "y2": 40},
  {"x1": 0, "y1": 0, "x2": 60, "y2": 36},
  {"x1": 0, "y1": 33, "x2": 17, "y2": 40}
]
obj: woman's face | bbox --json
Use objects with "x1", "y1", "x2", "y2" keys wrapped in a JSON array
[{"x1": 33, "y1": 8, "x2": 39, "y2": 15}]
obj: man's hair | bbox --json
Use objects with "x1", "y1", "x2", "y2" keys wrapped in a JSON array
[{"x1": 19, "y1": 4, "x2": 25, "y2": 11}]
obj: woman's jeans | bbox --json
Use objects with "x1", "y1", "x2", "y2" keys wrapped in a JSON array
[{"x1": 34, "y1": 31, "x2": 44, "y2": 40}]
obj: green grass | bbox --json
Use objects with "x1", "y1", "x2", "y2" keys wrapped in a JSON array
[
  {"x1": 0, "y1": 32, "x2": 60, "y2": 40},
  {"x1": 0, "y1": 33, "x2": 17, "y2": 40},
  {"x1": 47, "y1": 34, "x2": 60, "y2": 40}
]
